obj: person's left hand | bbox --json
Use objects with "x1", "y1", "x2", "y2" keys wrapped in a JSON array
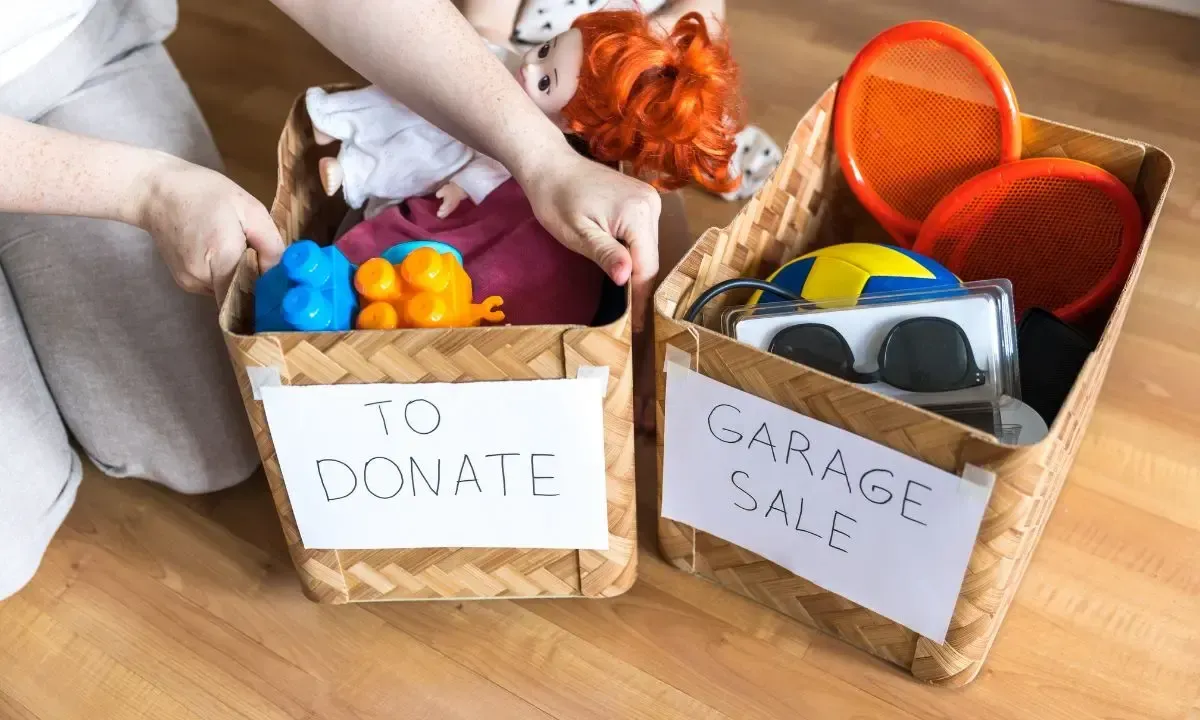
[{"x1": 518, "y1": 147, "x2": 662, "y2": 331}]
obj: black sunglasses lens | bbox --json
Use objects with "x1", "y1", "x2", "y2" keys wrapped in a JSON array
[
  {"x1": 880, "y1": 318, "x2": 976, "y2": 392},
  {"x1": 770, "y1": 325, "x2": 856, "y2": 379}
]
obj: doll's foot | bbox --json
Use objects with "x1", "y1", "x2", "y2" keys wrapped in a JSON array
[
  {"x1": 319, "y1": 157, "x2": 344, "y2": 197},
  {"x1": 314, "y1": 129, "x2": 335, "y2": 145}
]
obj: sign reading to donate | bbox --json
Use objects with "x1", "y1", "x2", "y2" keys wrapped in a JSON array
[
  {"x1": 261, "y1": 378, "x2": 609, "y2": 551},
  {"x1": 661, "y1": 363, "x2": 994, "y2": 642}
]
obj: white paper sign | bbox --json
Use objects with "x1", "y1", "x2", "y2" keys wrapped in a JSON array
[
  {"x1": 261, "y1": 378, "x2": 609, "y2": 551},
  {"x1": 661, "y1": 363, "x2": 994, "y2": 642}
]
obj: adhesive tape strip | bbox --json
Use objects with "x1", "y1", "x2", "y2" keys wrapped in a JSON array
[
  {"x1": 576, "y1": 365, "x2": 611, "y2": 398},
  {"x1": 247, "y1": 365, "x2": 283, "y2": 401},
  {"x1": 960, "y1": 463, "x2": 997, "y2": 500},
  {"x1": 664, "y1": 344, "x2": 693, "y2": 371}
]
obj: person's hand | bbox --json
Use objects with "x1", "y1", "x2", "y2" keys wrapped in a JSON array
[
  {"x1": 435, "y1": 182, "x2": 469, "y2": 218},
  {"x1": 518, "y1": 148, "x2": 662, "y2": 331},
  {"x1": 134, "y1": 156, "x2": 284, "y2": 305}
]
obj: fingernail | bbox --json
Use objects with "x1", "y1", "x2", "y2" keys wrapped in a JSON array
[{"x1": 609, "y1": 260, "x2": 632, "y2": 285}]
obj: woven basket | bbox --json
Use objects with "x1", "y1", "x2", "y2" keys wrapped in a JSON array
[
  {"x1": 653, "y1": 83, "x2": 1175, "y2": 686},
  {"x1": 218, "y1": 87, "x2": 637, "y2": 603}
]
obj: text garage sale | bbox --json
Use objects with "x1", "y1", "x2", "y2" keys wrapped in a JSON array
[{"x1": 702, "y1": 402, "x2": 933, "y2": 554}]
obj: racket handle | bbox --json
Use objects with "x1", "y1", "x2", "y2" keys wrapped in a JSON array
[{"x1": 882, "y1": 222, "x2": 914, "y2": 249}]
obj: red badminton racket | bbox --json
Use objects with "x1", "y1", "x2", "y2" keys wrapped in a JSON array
[
  {"x1": 913, "y1": 157, "x2": 1144, "y2": 321},
  {"x1": 834, "y1": 20, "x2": 1023, "y2": 246}
]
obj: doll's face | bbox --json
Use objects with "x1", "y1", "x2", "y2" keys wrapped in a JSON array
[{"x1": 517, "y1": 28, "x2": 584, "y2": 125}]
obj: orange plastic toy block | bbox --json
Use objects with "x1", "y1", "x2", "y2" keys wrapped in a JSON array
[{"x1": 353, "y1": 244, "x2": 504, "y2": 329}]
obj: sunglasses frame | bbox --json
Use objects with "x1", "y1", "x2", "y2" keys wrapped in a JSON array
[{"x1": 767, "y1": 316, "x2": 987, "y2": 393}]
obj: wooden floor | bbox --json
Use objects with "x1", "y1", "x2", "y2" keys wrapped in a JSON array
[{"x1": 2, "y1": 0, "x2": 1199, "y2": 717}]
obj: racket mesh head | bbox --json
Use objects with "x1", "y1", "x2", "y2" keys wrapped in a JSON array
[
  {"x1": 851, "y1": 38, "x2": 1009, "y2": 223},
  {"x1": 926, "y1": 176, "x2": 1130, "y2": 318}
]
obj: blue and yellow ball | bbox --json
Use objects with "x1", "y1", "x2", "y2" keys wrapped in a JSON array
[{"x1": 749, "y1": 243, "x2": 961, "y2": 307}]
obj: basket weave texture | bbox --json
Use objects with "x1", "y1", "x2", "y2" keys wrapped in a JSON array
[
  {"x1": 653, "y1": 83, "x2": 1174, "y2": 686},
  {"x1": 218, "y1": 88, "x2": 637, "y2": 603}
]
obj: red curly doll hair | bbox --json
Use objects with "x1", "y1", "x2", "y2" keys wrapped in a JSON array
[{"x1": 562, "y1": 10, "x2": 745, "y2": 194}]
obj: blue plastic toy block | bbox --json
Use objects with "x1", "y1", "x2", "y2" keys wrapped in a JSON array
[{"x1": 254, "y1": 240, "x2": 358, "y2": 332}]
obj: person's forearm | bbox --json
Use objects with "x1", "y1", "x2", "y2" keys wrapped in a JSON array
[
  {"x1": 0, "y1": 115, "x2": 167, "y2": 224},
  {"x1": 271, "y1": 0, "x2": 571, "y2": 183}
]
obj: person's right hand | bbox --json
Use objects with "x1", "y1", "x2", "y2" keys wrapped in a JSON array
[
  {"x1": 518, "y1": 147, "x2": 663, "y2": 331},
  {"x1": 134, "y1": 156, "x2": 285, "y2": 305}
]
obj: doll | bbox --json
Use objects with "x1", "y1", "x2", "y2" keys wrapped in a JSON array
[
  {"x1": 510, "y1": 0, "x2": 784, "y2": 202},
  {"x1": 308, "y1": 9, "x2": 744, "y2": 220},
  {"x1": 539, "y1": 9, "x2": 743, "y2": 193}
]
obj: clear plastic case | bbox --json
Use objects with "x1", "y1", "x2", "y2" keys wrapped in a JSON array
[{"x1": 720, "y1": 280, "x2": 1038, "y2": 442}]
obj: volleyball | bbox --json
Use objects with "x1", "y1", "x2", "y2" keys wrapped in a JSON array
[{"x1": 749, "y1": 243, "x2": 961, "y2": 307}]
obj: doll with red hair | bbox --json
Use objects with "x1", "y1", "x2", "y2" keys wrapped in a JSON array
[
  {"x1": 309, "y1": 9, "x2": 744, "y2": 218},
  {"x1": 522, "y1": 9, "x2": 744, "y2": 195}
]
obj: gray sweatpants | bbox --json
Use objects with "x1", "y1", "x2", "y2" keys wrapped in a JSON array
[{"x1": 0, "y1": 0, "x2": 260, "y2": 599}]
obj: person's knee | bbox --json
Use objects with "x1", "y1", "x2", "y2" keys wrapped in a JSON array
[
  {"x1": 85, "y1": 407, "x2": 262, "y2": 495},
  {"x1": 0, "y1": 533, "x2": 53, "y2": 601},
  {"x1": 0, "y1": 452, "x2": 81, "y2": 601},
  {"x1": 3, "y1": 215, "x2": 262, "y2": 496},
  {"x1": 89, "y1": 441, "x2": 259, "y2": 495}
]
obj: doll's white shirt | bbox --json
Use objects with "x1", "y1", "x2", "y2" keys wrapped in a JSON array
[{"x1": 305, "y1": 84, "x2": 512, "y2": 211}]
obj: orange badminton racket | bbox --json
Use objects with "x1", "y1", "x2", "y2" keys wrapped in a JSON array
[
  {"x1": 834, "y1": 20, "x2": 1022, "y2": 246},
  {"x1": 913, "y1": 157, "x2": 1143, "y2": 321}
]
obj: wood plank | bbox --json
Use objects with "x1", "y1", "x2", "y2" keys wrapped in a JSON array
[{"x1": 368, "y1": 598, "x2": 731, "y2": 720}]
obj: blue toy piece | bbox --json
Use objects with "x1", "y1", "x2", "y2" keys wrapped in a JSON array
[
  {"x1": 255, "y1": 240, "x2": 358, "y2": 332},
  {"x1": 380, "y1": 239, "x2": 463, "y2": 267},
  {"x1": 749, "y1": 243, "x2": 961, "y2": 308}
]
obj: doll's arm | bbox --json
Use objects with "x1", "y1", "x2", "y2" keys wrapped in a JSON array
[
  {"x1": 434, "y1": 182, "x2": 469, "y2": 219},
  {"x1": 305, "y1": 86, "x2": 401, "y2": 144},
  {"x1": 446, "y1": 153, "x2": 512, "y2": 207}
]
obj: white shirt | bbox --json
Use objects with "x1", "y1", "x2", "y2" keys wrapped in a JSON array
[{"x1": 0, "y1": 1, "x2": 98, "y2": 89}]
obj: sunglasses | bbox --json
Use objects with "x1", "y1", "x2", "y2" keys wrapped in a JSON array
[{"x1": 767, "y1": 316, "x2": 987, "y2": 393}]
